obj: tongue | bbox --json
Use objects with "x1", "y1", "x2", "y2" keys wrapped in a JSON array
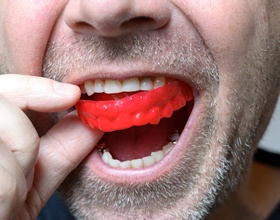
[{"x1": 100, "y1": 105, "x2": 189, "y2": 161}]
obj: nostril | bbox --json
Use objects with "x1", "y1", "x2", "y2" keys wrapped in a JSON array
[
  {"x1": 64, "y1": 1, "x2": 171, "y2": 36},
  {"x1": 72, "y1": 16, "x2": 163, "y2": 36},
  {"x1": 121, "y1": 16, "x2": 157, "y2": 30},
  {"x1": 73, "y1": 21, "x2": 93, "y2": 33}
]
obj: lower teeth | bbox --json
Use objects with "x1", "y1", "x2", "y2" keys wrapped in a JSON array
[{"x1": 99, "y1": 131, "x2": 180, "y2": 169}]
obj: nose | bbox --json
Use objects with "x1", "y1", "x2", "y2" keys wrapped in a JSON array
[{"x1": 64, "y1": 0, "x2": 171, "y2": 37}]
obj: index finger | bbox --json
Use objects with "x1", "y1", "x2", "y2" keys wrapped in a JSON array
[{"x1": 0, "y1": 74, "x2": 80, "y2": 112}]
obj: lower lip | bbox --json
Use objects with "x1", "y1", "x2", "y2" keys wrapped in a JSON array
[
  {"x1": 84, "y1": 98, "x2": 201, "y2": 183},
  {"x1": 85, "y1": 144, "x2": 184, "y2": 183}
]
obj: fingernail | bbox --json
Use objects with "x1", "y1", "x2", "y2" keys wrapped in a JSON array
[{"x1": 53, "y1": 81, "x2": 80, "y2": 96}]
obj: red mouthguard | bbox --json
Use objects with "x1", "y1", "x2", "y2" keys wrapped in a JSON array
[{"x1": 75, "y1": 80, "x2": 193, "y2": 132}]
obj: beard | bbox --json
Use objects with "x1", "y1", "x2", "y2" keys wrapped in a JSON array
[
  {"x1": 42, "y1": 30, "x2": 279, "y2": 219},
  {"x1": 58, "y1": 110, "x2": 243, "y2": 220}
]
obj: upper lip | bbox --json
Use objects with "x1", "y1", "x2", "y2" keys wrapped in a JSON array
[{"x1": 64, "y1": 69, "x2": 201, "y2": 95}]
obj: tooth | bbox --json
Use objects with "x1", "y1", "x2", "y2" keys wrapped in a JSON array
[
  {"x1": 119, "y1": 160, "x2": 132, "y2": 169},
  {"x1": 102, "y1": 152, "x2": 113, "y2": 164},
  {"x1": 151, "y1": 150, "x2": 165, "y2": 162},
  {"x1": 122, "y1": 78, "x2": 140, "y2": 92},
  {"x1": 99, "y1": 112, "x2": 181, "y2": 169},
  {"x1": 94, "y1": 79, "x2": 105, "y2": 93},
  {"x1": 154, "y1": 76, "x2": 166, "y2": 89},
  {"x1": 140, "y1": 77, "x2": 153, "y2": 91},
  {"x1": 84, "y1": 80, "x2": 95, "y2": 96},
  {"x1": 162, "y1": 143, "x2": 174, "y2": 155},
  {"x1": 131, "y1": 159, "x2": 143, "y2": 168},
  {"x1": 104, "y1": 80, "x2": 122, "y2": 94},
  {"x1": 109, "y1": 159, "x2": 121, "y2": 168},
  {"x1": 84, "y1": 76, "x2": 167, "y2": 95},
  {"x1": 101, "y1": 141, "x2": 177, "y2": 168},
  {"x1": 170, "y1": 132, "x2": 180, "y2": 143},
  {"x1": 142, "y1": 156, "x2": 156, "y2": 167}
]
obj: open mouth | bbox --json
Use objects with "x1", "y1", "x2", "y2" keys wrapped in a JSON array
[{"x1": 75, "y1": 76, "x2": 194, "y2": 171}]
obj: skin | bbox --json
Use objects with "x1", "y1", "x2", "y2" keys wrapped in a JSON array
[{"x1": 0, "y1": 0, "x2": 279, "y2": 219}]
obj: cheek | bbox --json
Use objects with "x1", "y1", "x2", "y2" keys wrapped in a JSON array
[
  {"x1": 180, "y1": 0, "x2": 269, "y2": 99},
  {"x1": 174, "y1": 1, "x2": 270, "y2": 132},
  {"x1": 183, "y1": 0, "x2": 259, "y2": 68},
  {"x1": 0, "y1": 1, "x2": 67, "y2": 75}
]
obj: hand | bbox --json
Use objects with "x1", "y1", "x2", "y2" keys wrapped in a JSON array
[{"x1": 0, "y1": 74, "x2": 103, "y2": 219}]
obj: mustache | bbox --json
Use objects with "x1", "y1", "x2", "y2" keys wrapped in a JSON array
[{"x1": 42, "y1": 33, "x2": 219, "y2": 90}]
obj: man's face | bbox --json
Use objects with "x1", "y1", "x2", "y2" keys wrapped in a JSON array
[{"x1": 1, "y1": 0, "x2": 279, "y2": 219}]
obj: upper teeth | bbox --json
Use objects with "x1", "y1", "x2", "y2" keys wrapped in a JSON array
[{"x1": 84, "y1": 76, "x2": 166, "y2": 96}]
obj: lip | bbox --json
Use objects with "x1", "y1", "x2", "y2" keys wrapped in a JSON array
[
  {"x1": 65, "y1": 70, "x2": 204, "y2": 183},
  {"x1": 83, "y1": 91, "x2": 202, "y2": 183}
]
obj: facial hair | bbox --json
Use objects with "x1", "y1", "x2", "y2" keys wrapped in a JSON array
[
  {"x1": 43, "y1": 33, "x2": 221, "y2": 219},
  {"x1": 42, "y1": 30, "x2": 279, "y2": 219}
]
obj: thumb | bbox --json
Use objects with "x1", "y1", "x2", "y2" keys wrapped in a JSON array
[{"x1": 22, "y1": 111, "x2": 103, "y2": 218}]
